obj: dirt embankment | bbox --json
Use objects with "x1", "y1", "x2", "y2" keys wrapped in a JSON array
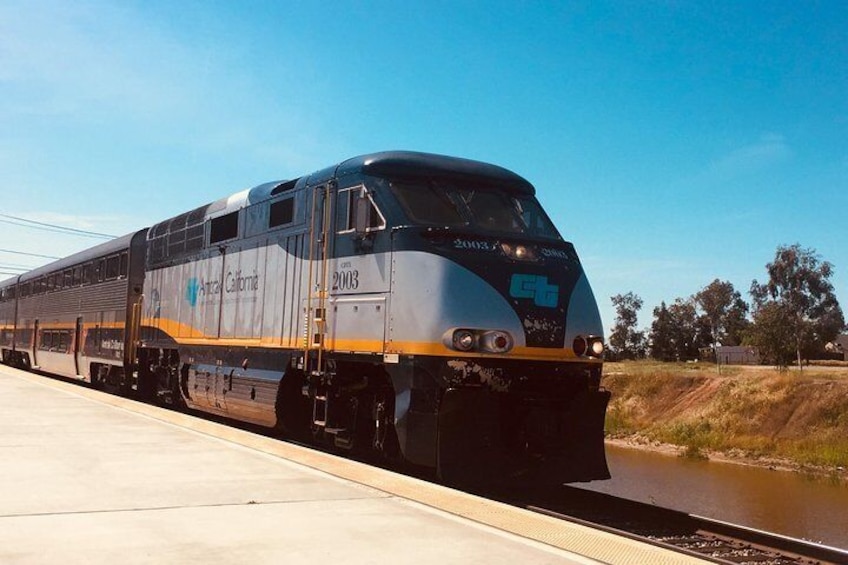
[{"x1": 602, "y1": 362, "x2": 848, "y2": 478}]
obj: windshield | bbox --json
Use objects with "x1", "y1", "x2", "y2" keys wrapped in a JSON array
[{"x1": 391, "y1": 180, "x2": 561, "y2": 240}]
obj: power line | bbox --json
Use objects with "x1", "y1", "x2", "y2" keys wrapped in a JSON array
[
  {"x1": 0, "y1": 217, "x2": 113, "y2": 240},
  {"x1": 0, "y1": 248, "x2": 61, "y2": 260},
  {"x1": 0, "y1": 213, "x2": 116, "y2": 239},
  {"x1": 0, "y1": 264, "x2": 30, "y2": 272}
]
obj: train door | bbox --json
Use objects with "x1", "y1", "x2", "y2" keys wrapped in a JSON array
[
  {"x1": 32, "y1": 319, "x2": 39, "y2": 368},
  {"x1": 302, "y1": 183, "x2": 391, "y2": 361},
  {"x1": 74, "y1": 316, "x2": 83, "y2": 377},
  {"x1": 326, "y1": 184, "x2": 390, "y2": 354}
]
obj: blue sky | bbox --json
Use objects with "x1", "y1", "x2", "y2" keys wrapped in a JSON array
[{"x1": 1, "y1": 1, "x2": 846, "y2": 332}]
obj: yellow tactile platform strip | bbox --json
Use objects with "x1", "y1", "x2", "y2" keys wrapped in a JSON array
[{"x1": 10, "y1": 368, "x2": 707, "y2": 565}]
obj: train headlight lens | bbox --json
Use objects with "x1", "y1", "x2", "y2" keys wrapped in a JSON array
[
  {"x1": 574, "y1": 335, "x2": 604, "y2": 357},
  {"x1": 449, "y1": 329, "x2": 514, "y2": 353},
  {"x1": 453, "y1": 330, "x2": 476, "y2": 351},
  {"x1": 480, "y1": 331, "x2": 513, "y2": 353},
  {"x1": 573, "y1": 336, "x2": 588, "y2": 356},
  {"x1": 591, "y1": 339, "x2": 604, "y2": 356},
  {"x1": 500, "y1": 242, "x2": 537, "y2": 262}
]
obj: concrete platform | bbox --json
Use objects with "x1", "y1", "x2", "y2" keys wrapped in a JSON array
[{"x1": 0, "y1": 364, "x2": 706, "y2": 564}]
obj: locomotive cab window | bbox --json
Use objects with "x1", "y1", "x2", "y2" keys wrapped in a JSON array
[
  {"x1": 392, "y1": 181, "x2": 466, "y2": 226},
  {"x1": 390, "y1": 180, "x2": 561, "y2": 240},
  {"x1": 336, "y1": 186, "x2": 385, "y2": 234},
  {"x1": 455, "y1": 190, "x2": 521, "y2": 232},
  {"x1": 512, "y1": 196, "x2": 561, "y2": 240},
  {"x1": 210, "y1": 211, "x2": 239, "y2": 244}
]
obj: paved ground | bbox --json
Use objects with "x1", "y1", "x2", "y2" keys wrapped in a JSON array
[{"x1": 0, "y1": 364, "x2": 706, "y2": 564}]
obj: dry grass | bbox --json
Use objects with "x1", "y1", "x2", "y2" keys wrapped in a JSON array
[{"x1": 603, "y1": 361, "x2": 848, "y2": 471}]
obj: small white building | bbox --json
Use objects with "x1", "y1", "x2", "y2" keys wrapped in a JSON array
[{"x1": 716, "y1": 345, "x2": 760, "y2": 365}]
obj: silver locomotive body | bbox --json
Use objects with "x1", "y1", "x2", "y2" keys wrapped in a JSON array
[
  {"x1": 1, "y1": 151, "x2": 609, "y2": 485},
  {"x1": 139, "y1": 151, "x2": 609, "y2": 484}
]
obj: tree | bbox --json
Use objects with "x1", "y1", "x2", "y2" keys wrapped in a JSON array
[
  {"x1": 669, "y1": 298, "x2": 711, "y2": 361},
  {"x1": 649, "y1": 302, "x2": 675, "y2": 361},
  {"x1": 745, "y1": 302, "x2": 795, "y2": 368},
  {"x1": 649, "y1": 298, "x2": 710, "y2": 361},
  {"x1": 695, "y1": 279, "x2": 750, "y2": 358},
  {"x1": 750, "y1": 244, "x2": 845, "y2": 368},
  {"x1": 609, "y1": 292, "x2": 646, "y2": 360}
]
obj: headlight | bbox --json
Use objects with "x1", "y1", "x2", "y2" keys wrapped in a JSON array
[
  {"x1": 452, "y1": 329, "x2": 476, "y2": 351},
  {"x1": 448, "y1": 329, "x2": 513, "y2": 353},
  {"x1": 574, "y1": 335, "x2": 604, "y2": 358},
  {"x1": 500, "y1": 242, "x2": 537, "y2": 262},
  {"x1": 573, "y1": 336, "x2": 587, "y2": 356},
  {"x1": 590, "y1": 338, "x2": 604, "y2": 356},
  {"x1": 479, "y1": 331, "x2": 513, "y2": 353}
]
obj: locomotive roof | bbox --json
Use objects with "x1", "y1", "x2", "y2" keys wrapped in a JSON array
[
  {"x1": 335, "y1": 151, "x2": 536, "y2": 195},
  {"x1": 241, "y1": 151, "x2": 536, "y2": 207},
  {"x1": 149, "y1": 151, "x2": 536, "y2": 238}
]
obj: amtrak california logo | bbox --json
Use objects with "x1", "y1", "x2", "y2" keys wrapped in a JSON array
[
  {"x1": 509, "y1": 273, "x2": 559, "y2": 308},
  {"x1": 186, "y1": 278, "x2": 201, "y2": 307},
  {"x1": 185, "y1": 270, "x2": 261, "y2": 307}
]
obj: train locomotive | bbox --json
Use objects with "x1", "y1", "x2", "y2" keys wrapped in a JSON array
[{"x1": 0, "y1": 151, "x2": 610, "y2": 485}]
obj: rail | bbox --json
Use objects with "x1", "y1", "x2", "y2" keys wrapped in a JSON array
[{"x1": 492, "y1": 486, "x2": 848, "y2": 565}]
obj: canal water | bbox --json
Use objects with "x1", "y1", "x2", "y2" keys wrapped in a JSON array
[{"x1": 575, "y1": 443, "x2": 848, "y2": 550}]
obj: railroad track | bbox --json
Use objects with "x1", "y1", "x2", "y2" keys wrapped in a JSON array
[{"x1": 490, "y1": 485, "x2": 848, "y2": 565}]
